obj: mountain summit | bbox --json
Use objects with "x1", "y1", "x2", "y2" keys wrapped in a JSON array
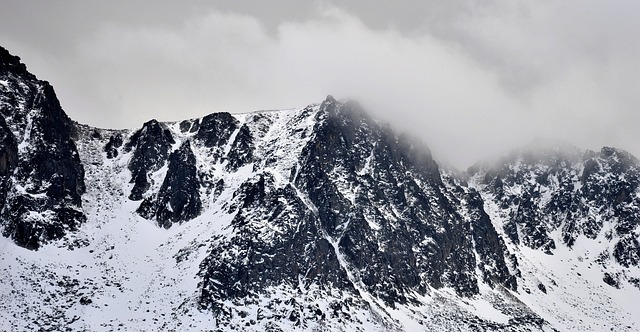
[{"x1": 0, "y1": 46, "x2": 638, "y2": 331}]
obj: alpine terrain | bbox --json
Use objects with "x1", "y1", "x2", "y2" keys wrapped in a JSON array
[{"x1": 0, "y1": 46, "x2": 638, "y2": 331}]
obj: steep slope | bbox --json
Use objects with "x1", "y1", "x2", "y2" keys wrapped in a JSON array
[
  {"x1": 0, "y1": 46, "x2": 85, "y2": 250},
  {"x1": 467, "y1": 143, "x2": 640, "y2": 331},
  {"x1": 0, "y1": 46, "x2": 638, "y2": 332},
  {"x1": 195, "y1": 97, "x2": 537, "y2": 331}
]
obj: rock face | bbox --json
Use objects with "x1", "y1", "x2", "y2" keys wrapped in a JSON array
[
  {"x1": 2, "y1": 46, "x2": 640, "y2": 331},
  {"x1": 104, "y1": 133, "x2": 123, "y2": 159},
  {"x1": 197, "y1": 97, "x2": 523, "y2": 330},
  {"x1": 0, "y1": 46, "x2": 85, "y2": 249},
  {"x1": 138, "y1": 140, "x2": 201, "y2": 228},
  {"x1": 195, "y1": 112, "x2": 238, "y2": 153},
  {"x1": 291, "y1": 97, "x2": 491, "y2": 300},
  {"x1": 124, "y1": 119, "x2": 175, "y2": 201},
  {"x1": 464, "y1": 187, "x2": 519, "y2": 289},
  {"x1": 469, "y1": 143, "x2": 640, "y2": 281},
  {"x1": 199, "y1": 172, "x2": 355, "y2": 315},
  {"x1": 225, "y1": 124, "x2": 254, "y2": 171}
]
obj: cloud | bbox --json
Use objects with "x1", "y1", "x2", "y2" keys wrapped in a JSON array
[
  {"x1": 2, "y1": 1, "x2": 638, "y2": 168},
  {"x1": 73, "y1": 12, "x2": 273, "y2": 126},
  {"x1": 68, "y1": 8, "x2": 529, "y2": 166},
  {"x1": 442, "y1": 0, "x2": 640, "y2": 161}
]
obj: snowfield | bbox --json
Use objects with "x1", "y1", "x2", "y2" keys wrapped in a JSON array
[{"x1": 0, "y1": 106, "x2": 637, "y2": 331}]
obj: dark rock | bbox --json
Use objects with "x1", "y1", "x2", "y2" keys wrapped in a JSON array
[
  {"x1": 469, "y1": 144, "x2": 640, "y2": 260},
  {"x1": 104, "y1": 133, "x2": 123, "y2": 159},
  {"x1": 467, "y1": 189, "x2": 517, "y2": 291},
  {"x1": 602, "y1": 273, "x2": 620, "y2": 288},
  {"x1": 0, "y1": 46, "x2": 34, "y2": 80},
  {"x1": 0, "y1": 118, "x2": 17, "y2": 175},
  {"x1": 225, "y1": 124, "x2": 254, "y2": 172},
  {"x1": 179, "y1": 118, "x2": 200, "y2": 133},
  {"x1": 294, "y1": 98, "x2": 496, "y2": 300},
  {"x1": 613, "y1": 236, "x2": 640, "y2": 268},
  {"x1": 198, "y1": 96, "x2": 518, "y2": 317},
  {"x1": 0, "y1": 46, "x2": 86, "y2": 249},
  {"x1": 125, "y1": 119, "x2": 175, "y2": 200},
  {"x1": 198, "y1": 173, "x2": 354, "y2": 313},
  {"x1": 137, "y1": 141, "x2": 201, "y2": 227},
  {"x1": 537, "y1": 283, "x2": 547, "y2": 294},
  {"x1": 195, "y1": 112, "x2": 238, "y2": 150}
]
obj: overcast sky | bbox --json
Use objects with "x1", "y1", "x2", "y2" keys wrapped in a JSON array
[{"x1": 1, "y1": 1, "x2": 638, "y2": 167}]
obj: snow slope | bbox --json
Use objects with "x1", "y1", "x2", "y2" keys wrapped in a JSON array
[
  {"x1": 0, "y1": 44, "x2": 639, "y2": 331},
  {"x1": 2, "y1": 103, "x2": 635, "y2": 331}
]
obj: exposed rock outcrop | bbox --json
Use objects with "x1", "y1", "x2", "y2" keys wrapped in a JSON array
[
  {"x1": 0, "y1": 46, "x2": 86, "y2": 249},
  {"x1": 138, "y1": 140, "x2": 202, "y2": 227}
]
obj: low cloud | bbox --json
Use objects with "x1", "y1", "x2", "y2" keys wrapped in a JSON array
[
  {"x1": 1, "y1": 1, "x2": 638, "y2": 168},
  {"x1": 70, "y1": 8, "x2": 529, "y2": 167}
]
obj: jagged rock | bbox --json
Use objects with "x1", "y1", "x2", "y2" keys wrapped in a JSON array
[
  {"x1": 294, "y1": 98, "x2": 494, "y2": 300},
  {"x1": 471, "y1": 146, "x2": 631, "y2": 249},
  {"x1": 195, "y1": 112, "x2": 238, "y2": 149},
  {"x1": 537, "y1": 283, "x2": 547, "y2": 294},
  {"x1": 199, "y1": 172, "x2": 354, "y2": 313},
  {"x1": 124, "y1": 119, "x2": 175, "y2": 200},
  {"x1": 137, "y1": 140, "x2": 202, "y2": 228},
  {"x1": 0, "y1": 116, "x2": 17, "y2": 176},
  {"x1": 198, "y1": 96, "x2": 518, "y2": 316},
  {"x1": 0, "y1": 46, "x2": 86, "y2": 249},
  {"x1": 179, "y1": 118, "x2": 200, "y2": 133},
  {"x1": 2, "y1": 43, "x2": 638, "y2": 331},
  {"x1": 470, "y1": 142, "x2": 640, "y2": 296},
  {"x1": 613, "y1": 235, "x2": 640, "y2": 268},
  {"x1": 603, "y1": 273, "x2": 620, "y2": 288},
  {"x1": 0, "y1": 117, "x2": 17, "y2": 235},
  {"x1": 466, "y1": 189, "x2": 518, "y2": 290},
  {"x1": 104, "y1": 133, "x2": 123, "y2": 159},
  {"x1": 225, "y1": 124, "x2": 254, "y2": 171}
]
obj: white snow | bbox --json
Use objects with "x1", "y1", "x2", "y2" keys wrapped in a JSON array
[{"x1": 0, "y1": 103, "x2": 638, "y2": 332}]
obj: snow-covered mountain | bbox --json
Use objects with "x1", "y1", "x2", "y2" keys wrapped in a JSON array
[{"x1": 0, "y1": 46, "x2": 638, "y2": 331}]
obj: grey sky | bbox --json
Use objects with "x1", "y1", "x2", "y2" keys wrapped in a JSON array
[{"x1": 1, "y1": 1, "x2": 638, "y2": 168}]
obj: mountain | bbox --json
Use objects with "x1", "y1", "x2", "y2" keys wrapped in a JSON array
[
  {"x1": 0, "y1": 46, "x2": 638, "y2": 331},
  {"x1": 0, "y1": 47, "x2": 85, "y2": 250}
]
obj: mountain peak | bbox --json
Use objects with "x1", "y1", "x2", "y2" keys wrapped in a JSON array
[
  {"x1": 0, "y1": 46, "x2": 85, "y2": 250},
  {"x1": 0, "y1": 46, "x2": 36, "y2": 81},
  {"x1": 1, "y1": 46, "x2": 639, "y2": 331}
]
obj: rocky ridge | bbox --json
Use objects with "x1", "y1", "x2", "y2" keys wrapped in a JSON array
[
  {"x1": 0, "y1": 46, "x2": 85, "y2": 250},
  {"x1": 0, "y1": 46, "x2": 639, "y2": 331},
  {"x1": 468, "y1": 143, "x2": 640, "y2": 289}
]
